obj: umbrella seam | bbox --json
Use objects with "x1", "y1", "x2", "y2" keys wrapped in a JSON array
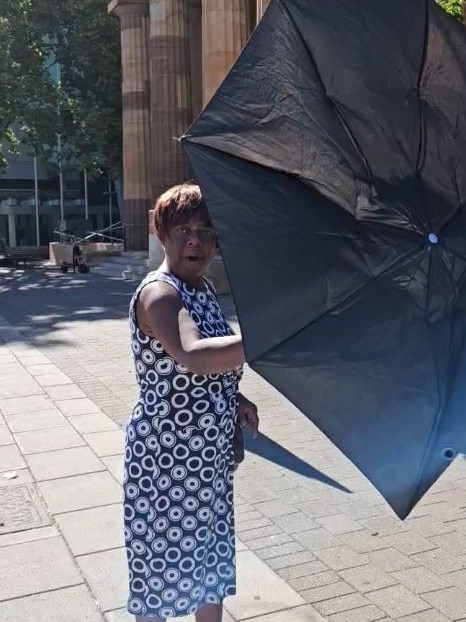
[{"x1": 280, "y1": 0, "x2": 374, "y2": 188}]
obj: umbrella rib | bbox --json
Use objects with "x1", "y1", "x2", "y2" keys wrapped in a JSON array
[{"x1": 281, "y1": 0, "x2": 374, "y2": 186}]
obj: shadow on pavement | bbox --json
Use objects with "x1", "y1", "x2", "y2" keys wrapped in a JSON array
[
  {"x1": 245, "y1": 431, "x2": 351, "y2": 492},
  {"x1": 0, "y1": 268, "x2": 239, "y2": 349},
  {"x1": 0, "y1": 268, "x2": 140, "y2": 347}
]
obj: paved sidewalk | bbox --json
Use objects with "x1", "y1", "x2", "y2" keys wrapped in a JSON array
[{"x1": 1, "y1": 267, "x2": 466, "y2": 622}]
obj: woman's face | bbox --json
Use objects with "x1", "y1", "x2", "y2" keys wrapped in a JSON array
[{"x1": 161, "y1": 214, "x2": 217, "y2": 284}]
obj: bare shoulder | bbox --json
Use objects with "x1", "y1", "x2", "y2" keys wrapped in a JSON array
[{"x1": 139, "y1": 279, "x2": 181, "y2": 310}]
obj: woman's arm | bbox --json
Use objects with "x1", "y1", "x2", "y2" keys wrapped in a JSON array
[{"x1": 136, "y1": 281, "x2": 245, "y2": 375}]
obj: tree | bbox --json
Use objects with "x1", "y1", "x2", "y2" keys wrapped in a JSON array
[
  {"x1": 436, "y1": 0, "x2": 465, "y2": 21},
  {"x1": 0, "y1": 0, "x2": 121, "y2": 179}
]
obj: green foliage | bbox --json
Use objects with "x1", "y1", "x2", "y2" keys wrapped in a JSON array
[
  {"x1": 436, "y1": 0, "x2": 465, "y2": 21},
  {"x1": 0, "y1": 0, "x2": 121, "y2": 177}
]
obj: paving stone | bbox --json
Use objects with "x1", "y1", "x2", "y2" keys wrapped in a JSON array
[
  {"x1": 0, "y1": 445, "x2": 26, "y2": 472},
  {"x1": 0, "y1": 585, "x2": 103, "y2": 622},
  {"x1": 239, "y1": 522, "x2": 284, "y2": 540},
  {"x1": 445, "y1": 568, "x2": 466, "y2": 591},
  {"x1": 238, "y1": 485, "x2": 280, "y2": 504},
  {"x1": 412, "y1": 549, "x2": 465, "y2": 574},
  {"x1": 0, "y1": 525, "x2": 59, "y2": 548},
  {"x1": 314, "y1": 546, "x2": 369, "y2": 571},
  {"x1": 56, "y1": 504, "x2": 124, "y2": 555},
  {"x1": 393, "y1": 566, "x2": 451, "y2": 594},
  {"x1": 252, "y1": 500, "x2": 298, "y2": 517},
  {"x1": 383, "y1": 531, "x2": 438, "y2": 555},
  {"x1": 5, "y1": 408, "x2": 67, "y2": 432},
  {"x1": 247, "y1": 532, "x2": 294, "y2": 551},
  {"x1": 366, "y1": 585, "x2": 430, "y2": 618},
  {"x1": 26, "y1": 446, "x2": 105, "y2": 481},
  {"x1": 0, "y1": 379, "x2": 43, "y2": 398},
  {"x1": 77, "y1": 547, "x2": 128, "y2": 611},
  {"x1": 361, "y1": 515, "x2": 407, "y2": 537},
  {"x1": 15, "y1": 424, "x2": 85, "y2": 454},
  {"x1": 289, "y1": 570, "x2": 340, "y2": 592},
  {"x1": 339, "y1": 564, "x2": 397, "y2": 593},
  {"x1": 237, "y1": 516, "x2": 274, "y2": 531},
  {"x1": 256, "y1": 541, "x2": 305, "y2": 560},
  {"x1": 422, "y1": 587, "x2": 466, "y2": 620},
  {"x1": 226, "y1": 550, "x2": 305, "y2": 620},
  {"x1": 316, "y1": 513, "x2": 364, "y2": 535},
  {"x1": 368, "y1": 547, "x2": 418, "y2": 572},
  {"x1": 68, "y1": 413, "x2": 119, "y2": 434},
  {"x1": 338, "y1": 530, "x2": 391, "y2": 553},
  {"x1": 0, "y1": 395, "x2": 54, "y2": 415},
  {"x1": 36, "y1": 373, "x2": 74, "y2": 386},
  {"x1": 56, "y1": 398, "x2": 102, "y2": 416},
  {"x1": 277, "y1": 560, "x2": 329, "y2": 580},
  {"x1": 227, "y1": 606, "x2": 321, "y2": 622},
  {"x1": 0, "y1": 424, "x2": 14, "y2": 445},
  {"x1": 0, "y1": 537, "x2": 82, "y2": 600},
  {"x1": 25, "y1": 363, "x2": 63, "y2": 376},
  {"x1": 274, "y1": 512, "x2": 319, "y2": 534},
  {"x1": 100, "y1": 453, "x2": 123, "y2": 484},
  {"x1": 399, "y1": 609, "x2": 453, "y2": 622},
  {"x1": 302, "y1": 580, "x2": 356, "y2": 604},
  {"x1": 293, "y1": 527, "x2": 340, "y2": 550},
  {"x1": 83, "y1": 430, "x2": 124, "y2": 456},
  {"x1": 314, "y1": 592, "x2": 372, "y2": 616},
  {"x1": 45, "y1": 384, "x2": 87, "y2": 400},
  {"x1": 406, "y1": 516, "x2": 456, "y2": 538},
  {"x1": 38, "y1": 471, "x2": 122, "y2": 514},
  {"x1": 266, "y1": 550, "x2": 318, "y2": 570},
  {"x1": 327, "y1": 604, "x2": 388, "y2": 622},
  {"x1": 337, "y1": 501, "x2": 382, "y2": 520},
  {"x1": 431, "y1": 532, "x2": 466, "y2": 556}
]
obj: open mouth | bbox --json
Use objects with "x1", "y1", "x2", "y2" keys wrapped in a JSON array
[{"x1": 185, "y1": 256, "x2": 203, "y2": 262}]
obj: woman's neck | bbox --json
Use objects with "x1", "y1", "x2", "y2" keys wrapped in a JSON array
[{"x1": 160, "y1": 260, "x2": 205, "y2": 289}]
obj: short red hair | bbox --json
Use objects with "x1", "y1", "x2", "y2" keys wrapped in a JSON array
[{"x1": 152, "y1": 183, "x2": 213, "y2": 240}]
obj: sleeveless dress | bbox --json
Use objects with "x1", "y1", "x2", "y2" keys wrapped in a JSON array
[{"x1": 124, "y1": 270, "x2": 241, "y2": 618}]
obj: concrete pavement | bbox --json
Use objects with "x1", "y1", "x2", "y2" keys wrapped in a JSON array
[{"x1": 0, "y1": 266, "x2": 466, "y2": 621}]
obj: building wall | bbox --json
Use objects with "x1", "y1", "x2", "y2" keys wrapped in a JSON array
[{"x1": 109, "y1": 0, "x2": 269, "y2": 250}]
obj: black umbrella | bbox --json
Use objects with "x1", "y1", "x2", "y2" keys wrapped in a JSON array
[{"x1": 181, "y1": 0, "x2": 466, "y2": 519}]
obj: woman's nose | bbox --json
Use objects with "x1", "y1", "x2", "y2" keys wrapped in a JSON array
[{"x1": 186, "y1": 231, "x2": 202, "y2": 245}]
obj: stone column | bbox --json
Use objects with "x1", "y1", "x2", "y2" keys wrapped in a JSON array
[
  {"x1": 256, "y1": 0, "x2": 271, "y2": 20},
  {"x1": 109, "y1": 0, "x2": 152, "y2": 251},
  {"x1": 8, "y1": 212, "x2": 16, "y2": 247},
  {"x1": 202, "y1": 0, "x2": 251, "y2": 104},
  {"x1": 149, "y1": 0, "x2": 192, "y2": 199}
]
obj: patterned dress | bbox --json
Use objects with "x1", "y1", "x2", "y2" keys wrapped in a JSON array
[{"x1": 124, "y1": 270, "x2": 240, "y2": 618}]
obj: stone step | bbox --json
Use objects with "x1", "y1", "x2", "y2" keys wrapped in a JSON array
[
  {"x1": 91, "y1": 265, "x2": 127, "y2": 279},
  {"x1": 121, "y1": 251, "x2": 149, "y2": 260},
  {"x1": 109, "y1": 256, "x2": 149, "y2": 267}
]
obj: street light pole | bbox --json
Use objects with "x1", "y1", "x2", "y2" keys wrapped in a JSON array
[{"x1": 34, "y1": 156, "x2": 40, "y2": 246}]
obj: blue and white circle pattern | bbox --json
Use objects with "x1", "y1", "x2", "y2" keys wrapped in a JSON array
[{"x1": 125, "y1": 271, "x2": 241, "y2": 618}]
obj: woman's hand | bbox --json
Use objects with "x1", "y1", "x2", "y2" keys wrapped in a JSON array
[{"x1": 238, "y1": 393, "x2": 259, "y2": 438}]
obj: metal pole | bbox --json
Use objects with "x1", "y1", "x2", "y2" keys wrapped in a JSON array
[
  {"x1": 58, "y1": 134, "x2": 64, "y2": 223},
  {"x1": 34, "y1": 156, "x2": 40, "y2": 246},
  {"x1": 108, "y1": 176, "x2": 113, "y2": 228},
  {"x1": 56, "y1": 62, "x2": 65, "y2": 225},
  {"x1": 84, "y1": 169, "x2": 89, "y2": 221}
]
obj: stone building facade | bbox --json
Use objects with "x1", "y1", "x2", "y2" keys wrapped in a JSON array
[{"x1": 108, "y1": 0, "x2": 271, "y2": 250}]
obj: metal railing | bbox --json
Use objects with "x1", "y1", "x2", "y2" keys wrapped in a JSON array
[{"x1": 53, "y1": 221, "x2": 125, "y2": 245}]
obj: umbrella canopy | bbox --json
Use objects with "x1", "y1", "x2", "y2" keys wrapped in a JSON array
[{"x1": 181, "y1": 0, "x2": 466, "y2": 519}]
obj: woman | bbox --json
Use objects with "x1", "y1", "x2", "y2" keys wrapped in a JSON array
[{"x1": 124, "y1": 183, "x2": 259, "y2": 622}]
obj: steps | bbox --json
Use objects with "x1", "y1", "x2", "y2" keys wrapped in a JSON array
[{"x1": 91, "y1": 251, "x2": 150, "y2": 281}]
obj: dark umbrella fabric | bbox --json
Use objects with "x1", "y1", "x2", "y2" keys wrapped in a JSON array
[{"x1": 181, "y1": 0, "x2": 466, "y2": 519}]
